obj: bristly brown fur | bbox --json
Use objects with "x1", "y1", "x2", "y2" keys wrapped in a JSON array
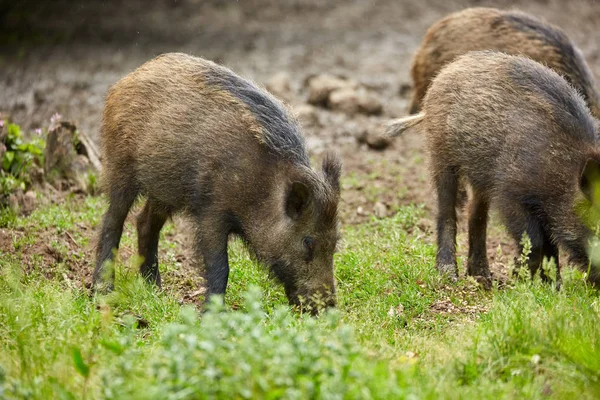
[
  {"x1": 94, "y1": 53, "x2": 341, "y2": 312},
  {"x1": 408, "y1": 7, "x2": 600, "y2": 119},
  {"x1": 421, "y1": 50, "x2": 600, "y2": 287}
]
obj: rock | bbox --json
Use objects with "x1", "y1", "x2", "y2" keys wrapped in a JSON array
[
  {"x1": 265, "y1": 72, "x2": 293, "y2": 101},
  {"x1": 374, "y1": 201, "x2": 388, "y2": 218},
  {"x1": 5, "y1": 189, "x2": 36, "y2": 215},
  {"x1": 29, "y1": 166, "x2": 44, "y2": 184},
  {"x1": 356, "y1": 90, "x2": 383, "y2": 115},
  {"x1": 7, "y1": 191, "x2": 20, "y2": 211},
  {"x1": 21, "y1": 191, "x2": 36, "y2": 214},
  {"x1": 306, "y1": 74, "x2": 353, "y2": 106},
  {"x1": 328, "y1": 87, "x2": 361, "y2": 115},
  {"x1": 307, "y1": 74, "x2": 383, "y2": 116}
]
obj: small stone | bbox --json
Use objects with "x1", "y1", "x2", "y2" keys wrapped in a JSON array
[
  {"x1": 388, "y1": 303, "x2": 404, "y2": 317},
  {"x1": 22, "y1": 191, "x2": 36, "y2": 214},
  {"x1": 356, "y1": 90, "x2": 383, "y2": 115},
  {"x1": 306, "y1": 74, "x2": 353, "y2": 106},
  {"x1": 374, "y1": 201, "x2": 387, "y2": 218},
  {"x1": 327, "y1": 86, "x2": 383, "y2": 116},
  {"x1": 7, "y1": 192, "x2": 20, "y2": 211},
  {"x1": 328, "y1": 87, "x2": 361, "y2": 115}
]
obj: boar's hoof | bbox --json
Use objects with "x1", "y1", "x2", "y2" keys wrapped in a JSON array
[
  {"x1": 436, "y1": 263, "x2": 458, "y2": 282},
  {"x1": 473, "y1": 275, "x2": 492, "y2": 291},
  {"x1": 94, "y1": 282, "x2": 115, "y2": 294}
]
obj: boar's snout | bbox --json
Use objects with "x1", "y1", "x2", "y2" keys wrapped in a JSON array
[{"x1": 287, "y1": 281, "x2": 336, "y2": 315}]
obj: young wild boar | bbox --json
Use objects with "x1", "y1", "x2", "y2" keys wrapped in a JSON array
[
  {"x1": 387, "y1": 51, "x2": 600, "y2": 289},
  {"x1": 408, "y1": 7, "x2": 600, "y2": 119},
  {"x1": 93, "y1": 53, "x2": 342, "y2": 312}
]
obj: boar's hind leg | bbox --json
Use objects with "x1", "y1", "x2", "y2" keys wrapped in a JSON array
[
  {"x1": 434, "y1": 166, "x2": 459, "y2": 280},
  {"x1": 93, "y1": 186, "x2": 137, "y2": 291},
  {"x1": 137, "y1": 200, "x2": 169, "y2": 287},
  {"x1": 467, "y1": 191, "x2": 491, "y2": 288}
]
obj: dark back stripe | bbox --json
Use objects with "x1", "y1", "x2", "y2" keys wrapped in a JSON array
[
  {"x1": 502, "y1": 13, "x2": 598, "y2": 107},
  {"x1": 204, "y1": 66, "x2": 309, "y2": 165},
  {"x1": 509, "y1": 57, "x2": 596, "y2": 141}
]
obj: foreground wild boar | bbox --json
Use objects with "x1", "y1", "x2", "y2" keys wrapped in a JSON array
[
  {"x1": 94, "y1": 53, "x2": 341, "y2": 311},
  {"x1": 408, "y1": 7, "x2": 600, "y2": 119},
  {"x1": 387, "y1": 51, "x2": 600, "y2": 288}
]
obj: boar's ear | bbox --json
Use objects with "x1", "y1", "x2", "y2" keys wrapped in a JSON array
[
  {"x1": 580, "y1": 158, "x2": 600, "y2": 202},
  {"x1": 322, "y1": 152, "x2": 342, "y2": 194},
  {"x1": 286, "y1": 181, "x2": 311, "y2": 220}
]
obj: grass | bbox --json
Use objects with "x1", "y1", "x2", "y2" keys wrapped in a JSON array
[{"x1": 1, "y1": 195, "x2": 599, "y2": 399}]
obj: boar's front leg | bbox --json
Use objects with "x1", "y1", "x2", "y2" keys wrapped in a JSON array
[
  {"x1": 434, "y1": 166, "x2": 459, "y2": 280},
  {"x1": 137, "y1": 200, "x2": 169, "y2": 287},
  {"x1": 467, "y1": 190, "x2": 492, "y2": 288},
  {"x1": 195, "y1": 218, "x2": 230, "y2": 303},
  {"x1": 94, "y1": 186, "x2": 137, "y2": 292}
]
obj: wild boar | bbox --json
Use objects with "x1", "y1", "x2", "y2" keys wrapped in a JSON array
[
  {"x1": 387, "y1": 51, "x2": 600, "y2": 289},
  {"x1": 408, "y1": 7, "x2": 600, "y2": 119},
  {"x1": 93, "y1": 53, "x2": 341, "y2": 312}
]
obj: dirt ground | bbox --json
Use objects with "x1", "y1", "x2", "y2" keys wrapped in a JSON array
[{"x1": 2, "y1": 0, "x2": 600, "y2": 292}]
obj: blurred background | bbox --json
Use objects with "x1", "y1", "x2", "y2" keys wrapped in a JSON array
[
  {"x1": 1, "y1": 0, "x2": 599, "y2": 225},
  {"x1": 1, "y1": 0, "x2": 598, "y2": 136}
]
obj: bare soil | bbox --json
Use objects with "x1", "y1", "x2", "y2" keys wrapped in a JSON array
[{"x1": 1, "y1": 0, "x2": 599, "y2": 298}]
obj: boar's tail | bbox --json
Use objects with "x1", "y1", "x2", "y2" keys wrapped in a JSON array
[{"x1": 385, "y1": 113, "x2": 425, "y2": 137}]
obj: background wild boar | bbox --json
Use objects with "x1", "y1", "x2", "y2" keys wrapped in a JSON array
[
  {"x1": 408, "y1": 7, "x2": 600, "y2": 119},
  {"x1": 94, "y1": 53, "x2": 341, "y2": 312},
  {"x1": 387, "y1": 50, "x2": 600, "y2": 288}
]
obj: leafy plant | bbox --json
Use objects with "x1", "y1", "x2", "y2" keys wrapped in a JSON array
[{"x1": 0, "y1": 121, "x2": 45, "y2": 195}]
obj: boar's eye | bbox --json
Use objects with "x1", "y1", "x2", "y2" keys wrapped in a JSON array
[{"x1": 303, "y1": 237, "x2": 315, "y2": 261}]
